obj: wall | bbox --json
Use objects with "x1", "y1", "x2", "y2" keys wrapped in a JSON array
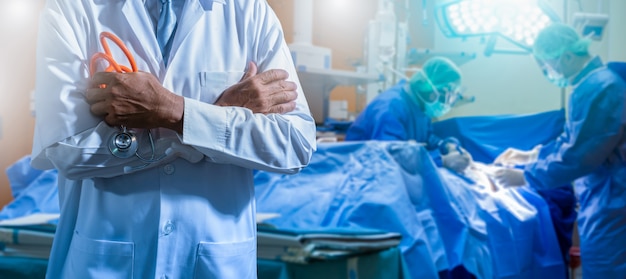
[
  {"x1": 606, "y1": 0, "x2": 626, "y2": 61},
  {"x1": 268, "y1": 0, "x2": 379, "y2": 114},
  {"x1": 0, "y1": 1, "x2": 42, "y2": 208}
]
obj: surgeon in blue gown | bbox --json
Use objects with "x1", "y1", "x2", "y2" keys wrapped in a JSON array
[
  {"x1": 345, "y1": 56, "x2": 474, "y2": 278},
  {"x1": 345, "y1": 56, "x2": 472, "y2": 173},
  {"x1": 494, "y1": 23, "x2": 626, "y2": 278}
]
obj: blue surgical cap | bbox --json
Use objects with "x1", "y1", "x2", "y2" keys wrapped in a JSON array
[
  {"x1": 533, "y1": 23, "x2": 592, "y2": 60},
  {"x1": 409, "y1": 56, "x2": 462, "y2": 95}
]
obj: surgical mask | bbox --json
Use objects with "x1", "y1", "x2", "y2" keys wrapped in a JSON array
[
  {"x1": 413, "y1": 73, "x2": 454, "y2": 118},
  {"x1": 541, "y1": 57, "x2": 570, "y2": 88},
  {"x1": 544, "y1": 66, "x2": 570, "y2": 88},
  {"x1": 423, "y1": 101, "x2": 451, "y2": 118}
]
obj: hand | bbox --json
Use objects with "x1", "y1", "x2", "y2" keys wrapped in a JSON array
[
  {"x1": 494, "y1": 145, "x2": 541, "y2": 166},
  {"x1": 85, "y1": 71, "x2": 184, "y2": 133},
  {"x1": 442, "y1": 150, "x2": 472, "y2": 173},
  {"x1": 214, "y1": 61, "x2": 298, "y2": 114},
  {"x1": 493, "y1": 168, "x2": 527, "y2": 187}
]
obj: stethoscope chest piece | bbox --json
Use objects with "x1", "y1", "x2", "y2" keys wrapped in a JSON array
[{"x1": 109, "y1": 126, "x2": 138, "y2": 158}]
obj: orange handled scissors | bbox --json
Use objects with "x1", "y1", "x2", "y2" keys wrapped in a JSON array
[{"x1": 89, "y1": 31, "x2": 138, "y2": 76}]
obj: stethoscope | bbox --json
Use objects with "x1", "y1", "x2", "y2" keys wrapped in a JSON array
[{"x1": 89, "y1": 32, "x2": 166, "y2": 165}]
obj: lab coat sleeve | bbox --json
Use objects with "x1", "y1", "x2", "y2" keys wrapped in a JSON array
[
  {"x1": 524, "y1": 79, "x2": 625, "y2": 189},
  {"x1": 182, "y1": 101, "x2": 315, "y2": 174},
  {"x1": 180, "y1": 1, "x2": 316, "y2": 174}
]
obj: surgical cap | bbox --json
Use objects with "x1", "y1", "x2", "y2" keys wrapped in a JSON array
[
  {"x1": 533, "y1": 23, "x2": 592, "y2": 60},
  {"x1": 409, "y1": 56, "x2": 462, "y2": 95}
]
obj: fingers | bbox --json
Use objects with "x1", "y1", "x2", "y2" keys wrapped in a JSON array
[
  {"x1": 492, "y1": 168, "x2": 525, "y2": 187},
  {"x1": 463, "y1": 152, "x2": 473, "y2": 162},
  {"x1": 218, "y1": 64, "x2": 298, "y2": 114},
  {"x1": 263, "y1": 80, "x2": 297, "y2": 101},
  {"x1": 240, "y1": 61, "x2": 258, "y2": 81},
  {"x1": 257, "y1": 69, "x2": 289, "y2": 85},
  {"x1": 457, "y1": 156, "x2": 471, "y2": 172},
  {"x1": 89, "y1": 71, "x2": 118, "y2": 88},
  {"x1": 85, "y1": 87, "x2": 106, "y2": 105},
  {"x1": 266, "y1": 101, "x2": 297, "y2": 114},
  {"x1": 269, "y1": 87, "x2": 298, "y2": 104},
  {"x1": 493, "y1": 157, "x2": 506, "y2": 165},
  {"x1": 104, "y1": 113, "x2": 124, "y2": 127},
  {"x1": 442, "y1": 152, "x2": 470, "y2": 173},
  {"x1": 492, "y1": 169, "x2": 506, "y2": 185},
  {"x1": 249, "y1": 76, "x2": 298, "y2": 114},
  {"x1": 494, "y1": 150, "x2": 513, "y2": 164},
  {"x1": 85, "y1": 72, "x2": 122, "y2": 105},
  {"x1": 88, "y1": 99, "x2": 109, "y2": 116},
  {"x1": 493, "y1": 169, "x2": 505, "y2": 177},
  {"x1": 275, "y1": 79, "x2": 298, "y2": 92}
]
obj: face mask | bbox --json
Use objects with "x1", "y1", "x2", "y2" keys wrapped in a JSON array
[
  {"x1": 412, "y1": 73, "x2": 454, "y2": 118},
  {"x1": 544, "y1": 67, "x2": 570, "y2": 88},
  {"x1": 423, "y1": 101, "x2": 451, "y2": 118},
  {"x1": 541, "y1": 58, "x2": 570, "y2": 88}
]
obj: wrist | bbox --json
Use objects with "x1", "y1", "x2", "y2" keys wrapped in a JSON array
[{"x1": 162, "y1": 94, "x2": 185, "y2": 134}]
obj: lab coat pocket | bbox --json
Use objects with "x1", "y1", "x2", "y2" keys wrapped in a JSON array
[
  {"x1": 194, "y1": 238, "x2": 256, "y2": 279},
  {"x1": 197, "y1": 71, "x2": 245, "y2": 104},
  {"x1": 64, "y1": 232, "x2": 134, "y2": 279}
]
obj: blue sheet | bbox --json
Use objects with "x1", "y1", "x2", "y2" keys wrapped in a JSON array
[
  {"x1": 255, "y1": 141, "x2": 566, "y2": 279},
  {"x1": 432, "y1": 110, "x2": 576, "y2": 267},
  {"x1": 256, "y1": 142, "x2": 441, "y2": 278},
  {"x1": 0, "y1": 156, "x2": 59, "y2": 221},
  {"x1": 431, "y1": 110, "x2": 566, "y2": 164}
]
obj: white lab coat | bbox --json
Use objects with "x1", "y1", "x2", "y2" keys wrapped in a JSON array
[{"x1": 31, "y1": 0, "x2": 316, "y2": 278}]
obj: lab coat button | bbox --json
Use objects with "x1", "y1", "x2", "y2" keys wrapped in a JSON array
[
  {"x1": 164, "y1": 164, "x2": 175, "y2": 175},
  {"x1": 163, "y1": 221, "x2": 174, "y2": 235}
]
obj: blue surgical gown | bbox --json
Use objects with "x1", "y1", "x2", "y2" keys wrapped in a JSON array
[
  {"x1": 524, "y1": 57, "x2": 626, "y2": 278},
  {"x1": 344, "y1": 80, "x2": 473, "y2": 277},
  {"x1": 345, "y1": 80, "x2": 448, "y2": 164}
]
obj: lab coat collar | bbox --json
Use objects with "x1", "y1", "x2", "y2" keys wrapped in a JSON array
[
  {"x1": 121, "y1": 0, "x2": 226, "y2": 72},
  {"x1": 200, "y1": 0, "x2": 226, "y2": 10},
  {"x1": 121, "y1": 0, "x2": 161, "y2": 72},
  {"x1": 571, "y1": 56, "x2": 603, "y2": 86},
  {"x1": 166, "y1": 0, "x2": 226, "y2": 69},
  {"x1": 140, "y1": 0, "x2": 225, "y2": 11}
]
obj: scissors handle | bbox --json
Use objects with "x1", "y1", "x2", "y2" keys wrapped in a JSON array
[{"x1": 89, "y1": 31, "x2": 138, "y2": 76}]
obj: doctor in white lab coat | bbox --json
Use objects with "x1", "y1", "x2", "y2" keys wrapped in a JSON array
[{"x1": 31, "y1": 0, "x2": 316, "y2": 278}]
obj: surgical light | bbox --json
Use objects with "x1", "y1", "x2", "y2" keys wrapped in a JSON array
[
  {"x1": 435, "y1": 0, "x2": 558, "y2": 51},
  {"x1": 572, "y1": 13, "x2": 609, "y2": 41}
]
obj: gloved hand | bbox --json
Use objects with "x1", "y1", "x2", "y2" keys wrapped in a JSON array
[
  {"x1": 442, "y1": 150, "x2": 472, "y2": 173},
  {"x1": 494, "y1": 144, "x2": 542, "y2": 166},
  {"x1": 493, "y1": 168, "x2": 527, "y2": 187}
]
